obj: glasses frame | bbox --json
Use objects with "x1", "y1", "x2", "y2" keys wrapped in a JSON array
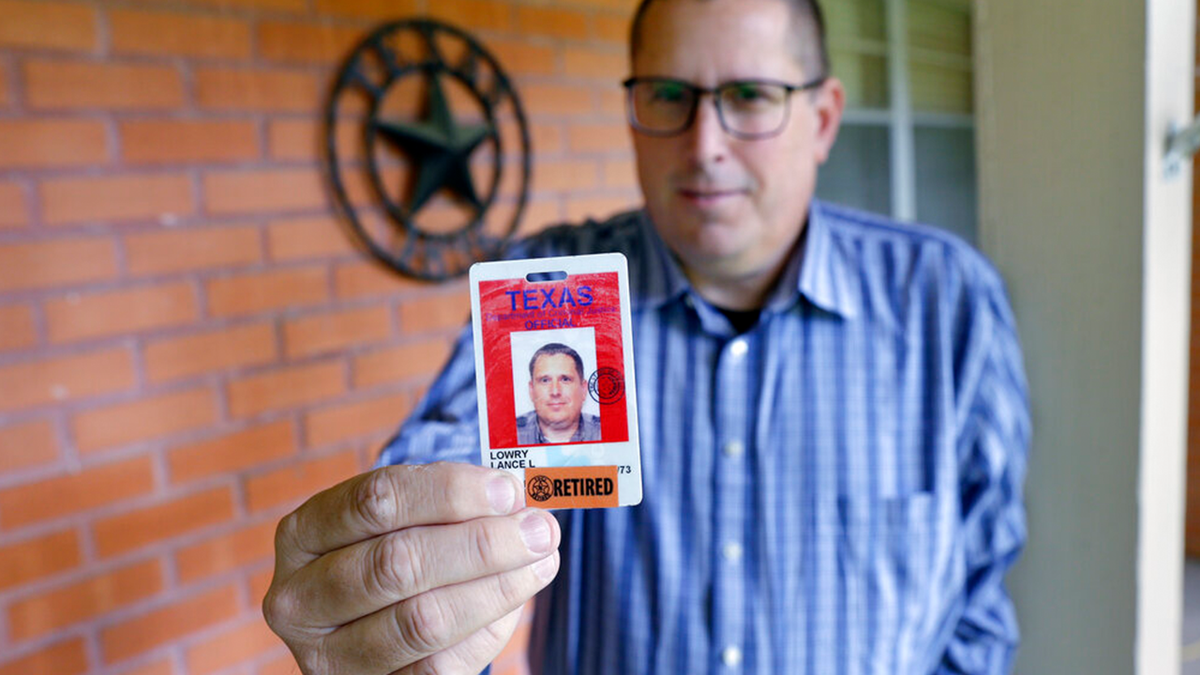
[{"x1": 621, "y1": 76, "x2": 827, "y2": 140}]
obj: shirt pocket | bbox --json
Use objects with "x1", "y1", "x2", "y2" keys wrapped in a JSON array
[{"x1": 828, "y1": 492, "x2": 937, "y2": 670}]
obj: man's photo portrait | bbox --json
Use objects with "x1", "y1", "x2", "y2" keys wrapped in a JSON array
[{"x1": 510, "y1": 328, "x2": 601, "y2": 444}]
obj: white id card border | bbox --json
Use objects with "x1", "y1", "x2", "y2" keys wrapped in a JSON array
[{"x1": 468, "y1": 253, "x2": 641, "y2": 508}]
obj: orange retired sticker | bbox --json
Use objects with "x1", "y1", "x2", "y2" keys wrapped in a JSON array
[{"x1": 525, "y1": 465, "x2": 619, "y2": 509}]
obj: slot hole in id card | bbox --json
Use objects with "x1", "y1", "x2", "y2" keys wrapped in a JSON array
[{"x1": 526, "y1": 271, "x2": 568, "y2": 282}]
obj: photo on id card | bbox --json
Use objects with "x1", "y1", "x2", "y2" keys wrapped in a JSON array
[{"x1": 469, "y1": 253, "x2": 641, "y2": 509}]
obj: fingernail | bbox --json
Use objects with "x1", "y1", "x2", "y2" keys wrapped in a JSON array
[
  {"x1": 520, "y1": 511, "x2": 553, "y2": 554},
  {"x1": 532, "y1": 553, "x2": 559, "y2": 581},
  {"x1": 487, "y1": 475, "x2": 516, "y2": 514}
]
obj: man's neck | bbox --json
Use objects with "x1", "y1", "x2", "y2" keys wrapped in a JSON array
[
  {"x1": 682, "y1": 229, "x2": 806, "y2": 311},
  {"x1": 540, "y1": 417, "x2": 580, "y2": 443}
]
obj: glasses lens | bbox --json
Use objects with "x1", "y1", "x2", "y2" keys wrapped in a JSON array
[
  {"x1": 717, "y1": 82, "x2": 789, "y2": 137},
  {"x1": 629, "y1": 80, "x2": 695, "y2": 134}
]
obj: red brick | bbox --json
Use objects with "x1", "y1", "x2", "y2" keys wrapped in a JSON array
[
  {"x1": 0, "y1": 1, "x2": 97, "y2": 52},
  {"x1": 203, "y1": 168, "x2": 325, "y2": 215},
  {"x1": 516, "y1": 6, "x2": 589, "y2": 40},
  {"x1": 145, "y1": 322, "x2": 277, "y2": 384},
  {"x1": 226, "y1": 361, "x2": 346, "y2": 418},
  {"x1": 206, "y1": 267, "x2": 329, "y2": 318},
  {"x1": 0, "y1": 456, "x2": 154, "y2": 530},
  {"x1": 593, "y1": 13, "x2": 631, "y2": 43},
  {"x1": 604, "y1": 158, "x2": 638, "y2": 188},
  {"x1": 115, "y1": 659, "x2": 173, "y2": 675},
  {"x1": 334, "y1": 260, "x2": 425, "y2": 299},
  {"x1": 0, "y1": 304, "x2": 36, "y2": 352},
  {"x1": 305, "y1": 390, "x2": 409, "y2": 447},
  {"x1": 0, "y1": 638, "x2": 88, "y2": 675},
  {"x1": 597, "y1": 88, "x2": 625, "y2": 115},
  {"x1": 169, "y1": 421, "x2": 296, "y2": 484},
  {"x1": 185, "y1": 617, "x2": 283, "y2": 675},
  {"x1": 563, "y1": 47, "x2": 626, "y2": 80},
  {"x1": 41, "y1": 174, "x2": 193, "y2": 226},
  {"x1": 0, "y1": 64, "x2": 7, "y2": 108},
  {"x1": 244, "y1": 449, "x2": 360, "y2": 512},
  {"x1": 101, "y1": 585, "x2": 240, "y2": 664},
  {"x1": 45, "y1": 282, "x2": 198, "y2": 344},
  {"x1": 125, "y1": 225, "x2": 262, "y2": 276},
  {"x1": 71, "y1": 388, "x2": 219, "y2": 455},
  {"x1": 428, "y1": 0, "x2": 512, "y2": 32},
  {"x1": 0, "y1": 181, "x2": 27, "y2": 228},
  {"x1": 0, "y1": 238, "x2": 117, "y2": 292},
  {"x1": 283, "y1": 305, "x2": 391, "y2": 358},
  {"x1": 0, "y1": 348, "x2": 134, "y2": 412},
  {"x1": 93, "y1": 487, "x2": 236, "y2": 558},
  {"x1": 556, "y1": 0, "x2": 638, "y2": 9},
  {"x1": 266, "y1": 215, "x2": 357, "y2": 261},
  {"x1": 0, "y1": 529, "x2": 81, "y2": 592},
  {"x1": 534, "y1": 158, "x2": 599, "y2": 192},
  {"x1": 353, "y1": 337, "x2": 453, "y2": 388},
  {"x1": 9, "y1": 560, "x2": 162, "y2": 640},
  {"x1": 184, "y1": 0, "x2": 306, "y2": 11},
  {"x1": 0, "y1": 120, "x2": 107, "y2": 168},
  {"x1": 489, "y1": 40, "x2": 558, "y2": 77},
  {"x1": 175, "y1": 519, "x2": 276, "y2": 582},
  {"x1": 258, "y1": 21, "x2": 361, "y2": 64},
  {"x1": 24, "y1": 59, "x2": 183, "y2": 110},
  {"x1": 111, "y1": 9, "x2": 251, "y2": 59},
  {"x1": 523, "y1": 83, "x2": 593, "y2": 116},
  {"x1": 122, "y1": 120, "x2": 259, "y2": 164},
  {"x1": 314, "y1": 0, "x2": 418, "y2": 18},
  {"x1": 568, "y1": 122, "x2": 631, "y2": 153},
  {"x1": 0, "y1": 420, "x2": 58, "y2": 473},
  {"x1": 257, "y1": 652, "x2": 300, "y2": 675},
  {"x1": 247, "y1": 566, "x2": 273, "y2": 604},
  {"x1": 196, "y1": 68, "x2": 321, "y2": 112},
  {"x1": 398, "y1": 292, "x2": 471, "y2": 334}
]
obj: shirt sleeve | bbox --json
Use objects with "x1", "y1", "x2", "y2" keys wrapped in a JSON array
[
  {"x1": 375, "y1": 324, "x2": 482, "y2": 469},
  {"x1": 934, "y1": 277, "x2": 1031, "y2": 675}
]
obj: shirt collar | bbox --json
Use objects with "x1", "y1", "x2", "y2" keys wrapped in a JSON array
[{"x1": 632, "y1": 200, "x2": 859, "y2": 320}]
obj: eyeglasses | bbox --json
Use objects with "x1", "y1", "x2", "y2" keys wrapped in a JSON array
[{"x1": 622, "y1": 76, "x2": 826, "y2": 140}]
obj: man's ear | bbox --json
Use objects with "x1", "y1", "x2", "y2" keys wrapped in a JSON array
[{"x1": 812, "y1": 76, "x2": 845, "y2": 165}]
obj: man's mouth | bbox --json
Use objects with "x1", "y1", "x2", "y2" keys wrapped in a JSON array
[{"x1": 677, "y1": 187, "x2": 743, "y2": 205}]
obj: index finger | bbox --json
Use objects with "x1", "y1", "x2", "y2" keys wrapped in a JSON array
[{"x1": 273, "y1": 462, "x2": 525, "y2": 579}]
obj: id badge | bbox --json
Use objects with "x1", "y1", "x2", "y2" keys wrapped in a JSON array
[{"x1": 469, "y1": 253, "x2": 641, "y2": 508}]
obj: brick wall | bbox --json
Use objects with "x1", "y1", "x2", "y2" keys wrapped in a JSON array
[{"x1": 0, "y1": 1, "x2": 639, "y2": 674}]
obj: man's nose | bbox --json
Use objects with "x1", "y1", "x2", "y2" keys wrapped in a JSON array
[{"x1": 684, "y1": 95, "x2": 729, "y2": 163}]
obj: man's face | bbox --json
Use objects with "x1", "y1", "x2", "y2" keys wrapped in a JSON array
[
  {"x1": 630, "y1": 0, "x2": 844, "y2": 294},
  {"x1": 529, "y1": 353, "x2": 586, "y2": 428}
]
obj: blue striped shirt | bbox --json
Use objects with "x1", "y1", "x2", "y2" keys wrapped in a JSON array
[{"x1": 378, "y1": 201, "x2": 1030, "y2": 674}]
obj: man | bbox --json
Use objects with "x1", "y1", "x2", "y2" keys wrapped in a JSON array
[
  {"x1": 517, "y1": 343, "x2": 601, "y2": 444},
  {"x1": 263, "y1": 0, "x2": 1030, "y2": 673}
]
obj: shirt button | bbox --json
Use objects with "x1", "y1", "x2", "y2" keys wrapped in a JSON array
[
  {"x1": 722, "y1": 541, "x2": 743, "y2": 562},
  {"x1": 721, "y1": 645, "x2": 743, "y2": 668},
  {"x1": 723, "y1": 440, "x2": 744, "y2": 458},
  {"x1": 728, "y1": 338, "x2": 748, "y2": 359}
]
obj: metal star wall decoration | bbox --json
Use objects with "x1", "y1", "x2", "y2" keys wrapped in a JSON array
[{"x1": 324, "y1": 19, "x2": 532, "y2": 281}]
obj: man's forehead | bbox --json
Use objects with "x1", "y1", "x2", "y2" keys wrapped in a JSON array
[
  {"x1": 533, "y1": 353, "x2": 575, "y2": 372},
  {"x1": 630, "y1": 0, "x2": 813, "y2": 80}
]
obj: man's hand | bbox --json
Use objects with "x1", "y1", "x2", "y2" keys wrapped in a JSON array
[{"x1": 262, "y1": 462, "x2": 561, "y2": 675}]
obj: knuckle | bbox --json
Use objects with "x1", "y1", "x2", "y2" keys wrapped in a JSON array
[
  {"x1": 395, "y1": 594, "x2": 451, "y2": 654},
  {"x1": 371, "y1": 532, "x2": 422, "y2": 598},
  {"x1": 351, "y1": 469, "x2": 398, "y2": 531},
  {"x1": 468, "y1": 520, "x2": 503, "y2": 569},
  {"x1": 261, "y1": 584, "x2": 297, "y2": 636}
]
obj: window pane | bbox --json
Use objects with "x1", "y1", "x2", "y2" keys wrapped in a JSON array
[
  {"x1": 816, "y1": 124, "x2": 891, "y2": 217},
  {"x1": 914, "y1": 126, "x2": 976, "y2": 243}
]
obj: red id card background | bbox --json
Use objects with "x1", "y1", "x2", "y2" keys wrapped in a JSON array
[{"x1": 478, "y1": 271, "x2": 628, "y2": 449}]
